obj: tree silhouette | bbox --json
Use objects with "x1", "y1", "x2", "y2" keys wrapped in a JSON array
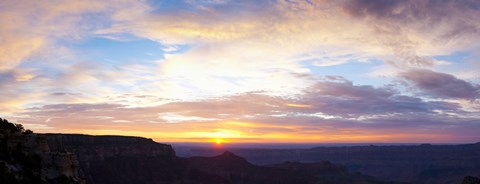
[{"x1": 0, "y1": 118, "x2": 31, "y2": 134}]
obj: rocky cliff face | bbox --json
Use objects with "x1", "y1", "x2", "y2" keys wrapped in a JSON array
[
  {"x1": 43, "y1": 134, "x2": 230, "y2": 184},
  {"x1": 0, "y1": 118, "x2": 83, "y2": 184},
  {"x1": 43, "y1": 134, "x2": 182, "y2": 184},
  {"x1": 45, "y1": 134, "x2": 175, "y2": 160}
]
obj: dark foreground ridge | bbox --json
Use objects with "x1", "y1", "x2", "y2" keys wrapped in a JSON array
[
  {"x1": 2, "y1": 118, "x2": 479, "y2": 184},
  {"x1": 0, "y1": 118, "x2": 83, "y2": 184}
]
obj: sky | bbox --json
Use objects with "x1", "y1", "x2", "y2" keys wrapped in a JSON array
[{"x1": 1, "y1": 0, "x2": 479, "y2": 143}]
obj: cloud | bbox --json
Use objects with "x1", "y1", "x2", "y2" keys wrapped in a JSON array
[
  {"x1": 1, "y1": 0, "x2": 480, "y2": 143},
  {"x1": 13, "y1": 77, "x2": 478, "y2": 143},
  {"x1": 0, "y1": 69, "x2": 44, "y2": 114},
  {"x1": 0, "y1": 0, "x2": 149, "y2": 71},
  {"x1": 92, "y1": 0, "x2": 480, "y2": 100},
  {"x1": 400, "y1": 69, "x2": 479, "y2": 100},
  {"x1": 3, "y1": 0, "x2": 480, "y2": 107},
  {"x1": 341, "y1": 0, "x2": 480, "y2": 67},
  {"x1": 103, "y1": 0, "x2": 480, "y2": 67},
  {"x1": 299, "y1": 76, "x2": 461, "y2": 117},
  {"x1": 342, "y1": 0, "x2": 402, "y2": 18}
]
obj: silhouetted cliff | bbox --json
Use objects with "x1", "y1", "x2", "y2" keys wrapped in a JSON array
[
  {"x1": 462, "y1": 176, "x2": 480, "y2": 184},
  {"x1": 0, "y1": 118, "x2": 83, "y2": 184},
  {"x1": 45, "y1": 134, "x2": 176, "y2": 160},
  {"x1": 4, "y1": 116, "x2": 478, "y2": 184},
  {"x1": 44, "y1": 134, "x2": 185, "y2": 184}
]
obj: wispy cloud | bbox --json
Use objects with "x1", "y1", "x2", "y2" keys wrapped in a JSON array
[
  {"x1": 1, "y1": 0, "x2": 480, "y2": 143},
  {"x1": 15, "y1": 77, "x2": 479, "y2": 143}
]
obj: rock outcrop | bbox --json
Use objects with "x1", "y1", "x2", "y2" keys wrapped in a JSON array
[
  {"x1": 45, "y1": 134, "x2": 175, "y2": 160},
  {"x1": 0, "y1": 118, "x2": 83, "y2": 184},
  {"x1": 43, "y1": 134, "x2": 183, "y2": 184},
  {"x1": 462, "y1": 176, "x2": 480, "y2": 184}
]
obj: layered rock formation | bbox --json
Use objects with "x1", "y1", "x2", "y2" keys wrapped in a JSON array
[
  {"x1": 0, "y1": 118, "x2": 83, "y2": 184},
  {"x1": 45, "y1": 134, "x2": 175, "y2": 161},
  {"x1": 44, "y1": 134, "x2": 181, "y2": 184}
]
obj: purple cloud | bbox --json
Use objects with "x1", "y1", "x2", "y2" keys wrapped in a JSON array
[
  {"x1": 19, "y1": 77, "x2": 467, "y2": 123},
  {"x1": 10, "y1": 74, "x2": 479, "y2": 143},
  {"x1": 400, "y1": 69, "x2": 479, "y2": 100},
  {"x1": 295, "y1": 76, "x2": 461, "y2": 117},
  {"x1": 342, "y1": 0, "x2": 402, "y2": 18}
]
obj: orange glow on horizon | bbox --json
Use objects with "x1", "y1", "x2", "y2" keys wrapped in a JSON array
[
  {"x1": 29, "y1": 121, "x2": 461, "y2": 144},
  {"x1": 285, "y1": 103, "x2": 313, "y2": 108}
]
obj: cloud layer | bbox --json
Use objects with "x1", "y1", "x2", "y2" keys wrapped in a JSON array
[
  {"x1": 1, "y1": 0, "x2": 479, "y2": 143},
  {"x1": 401, "y1": 69, "x2": 479, "y2": 100},
  {"x1": 16, "y1": 77, "x2": 480, "y2": 143}
]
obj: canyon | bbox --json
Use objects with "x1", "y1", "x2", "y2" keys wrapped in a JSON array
[
  {"x1": 43, "y1": 133, "x2": 398, "y2": 184},
  {"x1": 177, "y1": 143, "x2": 480, "y2": 183},
  {"x1": 2, "y1": 118, "x2": 479, "y2": 184}
]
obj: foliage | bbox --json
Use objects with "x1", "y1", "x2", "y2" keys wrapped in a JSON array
[{"x1": 0, "y1": 118, "x2": 32, "y2": 134}]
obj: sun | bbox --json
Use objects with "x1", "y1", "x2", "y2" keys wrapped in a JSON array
[{"x1": 205, "y1": 129, "x2": 239, "y2": 144}]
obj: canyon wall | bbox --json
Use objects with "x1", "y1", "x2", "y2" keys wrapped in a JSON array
[
  {"x1": 43, "y1": 134, "x2": 185, "y2": 184},
  {"x1": 1, "y1": 131, "x2": 83, "y2": 184}
]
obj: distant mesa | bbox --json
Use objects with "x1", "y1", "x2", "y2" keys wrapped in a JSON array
[{"x1": 218, "y1": 151, "x2": 244, "y2": 159}]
